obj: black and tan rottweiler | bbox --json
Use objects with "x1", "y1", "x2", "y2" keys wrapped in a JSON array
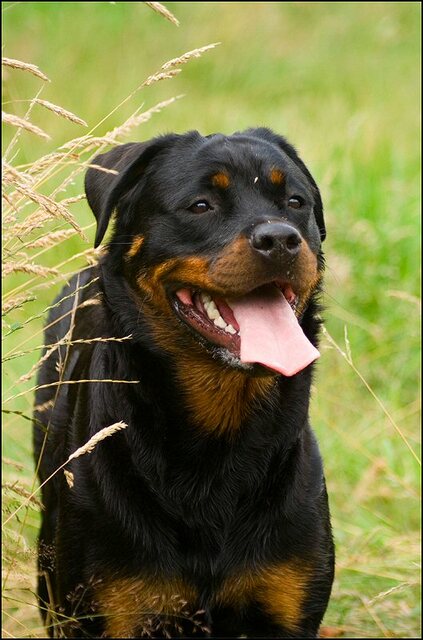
[{"x1": 33, "y1": 128, "x2": 334, "y2": 638}]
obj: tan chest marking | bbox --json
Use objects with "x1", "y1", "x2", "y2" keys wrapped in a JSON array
[
  {"x1": 216, "y1": 560, "x2": 311, "y2": 632},
  {"x1": 97, "y1": 576, "x2": 198, "y2": 638},
  {"x1": 177, "y1": 353, "x2": 275, "y2": 436}
]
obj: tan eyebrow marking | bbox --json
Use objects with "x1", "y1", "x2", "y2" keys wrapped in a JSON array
[
  {"x1": 270, "y1": 168, "x2": 284, "y2": 185},
  {"x1": 211, "y1": 172, "x2": 230, "y2": 189}
]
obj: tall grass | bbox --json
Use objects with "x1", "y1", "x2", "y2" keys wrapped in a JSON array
[{"x1": 2, "y1": 2, "x2": 421, "y2": 637}]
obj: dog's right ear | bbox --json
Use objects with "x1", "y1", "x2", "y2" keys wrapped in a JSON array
[{"x1": 85, "y1": 137, "x2": 174, "y2": 248}]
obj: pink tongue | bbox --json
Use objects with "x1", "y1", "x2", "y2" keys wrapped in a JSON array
[{"x1": 229, "y1": 287, "x2": 320, "y2": 376}]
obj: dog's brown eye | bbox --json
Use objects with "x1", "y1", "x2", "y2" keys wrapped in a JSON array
[
  {"x1": 189, "y1": 200, "x2": 212, "y2": 214},
  {"x1": 288, "y1": 196, "x2": 304, "y2": 209}
]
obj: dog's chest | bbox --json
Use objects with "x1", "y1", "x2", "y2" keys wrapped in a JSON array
[{"x1": 95, "y1": 557, "x2": 310, "y2": 638}]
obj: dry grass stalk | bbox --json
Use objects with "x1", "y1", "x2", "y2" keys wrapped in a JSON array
[
  {"x1": 108, "y1": 96, "x2": 182, "y2": 141},
  {"x1": 56, "y1": 64, "x2": 182, "y2": 162},
  {"x1": 2, "y1": 295, "x2": 35, "y2": 316},
  {"x1": 2, "y1": 111, "x2": 51, "y2": 141},
  {"x1": 144, "y1": 2, "x2": 180, "y2": 26},
  {"x1": 27, "y1": 151, "x2": 80, "y2": 175},
  {"x1": 142, "y1": 68, "x2": 181, "y2": 87},
  {"x1": 3, "y1": 210, "x2": 52, "y2": 238},
  {"x1": 322, "y1": 326, "x2": 421, "y2": 466},
  {"x1": 58, "y1": 334, "x2": 132, "y2": 347},
  {"x1": 33, "y1": 99, "x2": 88, "y2": 127},
  {"x1": 2, "y1": 422, "x2": 128, "y2": 528},
  {"x1": 83, "y1": 163, "x2": 119, "y2": 175},
  {"x1": 18, "y1": 329, "x2": 71, "y2": 384},
  {"x1": 59, "y1": 134, "x2": 116, "y2": 152},
  {"x1": 2, "y1": 56, "x2": 50, "y2": 82},
  {"x1": 5, "y1": 330, "x2": 130, "y2": 363},
  {"x1": 4, "y1": 276, "x2": 100, "y2": 340},
  {"x1": 12, "y1": 185, "x2": 86, "y2": 238},
  {"x1": 2, "y1": 262, "x2": 59, "y2": 278},
  {"x1": 68, "y1": 421, "x2": 128, "y2": 460},
  {"x1": 83, "y1": 247, "x2": 102, "y2": 265},
  {"x1": 18, "y1": 334, "x2": 133, "y2": 384},
  {"x1": 2, "y1": 192, "x2": 19, "y2": 218},
  {"x1": 2, "y1": 458, "x2": 25, "y2": 471},
  {"x1": 33, "y1": 399, "x2": 54, "y2": 413},
  {"x1": 161, "y1": 43, "x2": 220, "y2": 70},
  {"x1": 4, "y1": 379, "x2": 138, "y2": 405},
  {"x1": 64, "y1": 470, "x2": 74, "y2": 489},
  {"x1": 2, "y1": 162, "x2": 34, "y2": 187},
  {"x1": 2, "y1": 482, "x2": 43, "y2": 509},
  {"x1": 1, "y1": 570, "x2": 32, "y2": 586},
  {"x1": 59, "y1": 194, "x2": 86, "y2": 205},
  {"x1": 14, "y1": 264, "x2": 94, "y2": 297},
  {"x1": 24, "y1": 229, "x2": 77, "y2": 249},
  {"x1": 387, "y1": 290, "x2": 421, "y2": 307},
  {"x1": 78, "y1": 297, "x2": 102, "y2": 308}
]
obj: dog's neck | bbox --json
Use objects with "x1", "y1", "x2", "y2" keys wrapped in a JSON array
[{"x1": 173, "y1": 353, "x2": 277, "y2": 437}]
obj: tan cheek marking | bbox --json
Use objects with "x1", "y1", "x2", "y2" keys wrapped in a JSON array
[
  {"x1": 126, "y1": 235, "x2": 144, "y2": 259},
  {"x1": 294, "y1": 241, "x2": 321, "y2": 315},
  {"x1": 212, "y1": 172, "x2": 230, "y2": 189},
  {"x1": 270, "y1": 168, "x2": 284, "y2": 185},
  {"x1": 216, "y1": 561, "x2": 310, "y2": 632},
  {"x1": 136, "y1": 256, "x2": 215, "y2": 299},
  {"x1": 96, "y1": 577, "x2": 197, "y2": 638},
  {"x1": 208, "y1": 236, "x2": 270, "y2": 294}
]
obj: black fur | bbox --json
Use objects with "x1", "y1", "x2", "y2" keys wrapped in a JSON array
[{"x1": 34, "y1": 128, "x2": 334, "y2": 638}]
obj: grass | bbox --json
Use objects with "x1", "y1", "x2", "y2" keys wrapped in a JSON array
[{"x1": 2, "y1": 1, "x2": 421, "y2": 637}]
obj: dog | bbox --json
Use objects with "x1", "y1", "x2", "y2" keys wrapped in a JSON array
[{"x1": 33, "y1": 127, "x2": 334, "y2": 638}]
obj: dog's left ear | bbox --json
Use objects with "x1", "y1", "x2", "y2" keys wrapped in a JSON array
[
  {"x1": 245, "y1": 128, "x2": 326, "y2": 242},
  {"x1": 85, "y1": 136, "x2": 175, "y2": 247}
]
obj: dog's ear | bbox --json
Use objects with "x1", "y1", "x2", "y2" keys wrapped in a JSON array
[
  {"x1": 245, "y1": 128, "x2": 326, "y2": 242},
  {"x1": 85, "y1": 137, "x2": 174, "y2": 247}
]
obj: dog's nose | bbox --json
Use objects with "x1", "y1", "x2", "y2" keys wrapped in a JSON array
[{"x1": 250, "y1": 222, "x2": 302, "y2": 261}]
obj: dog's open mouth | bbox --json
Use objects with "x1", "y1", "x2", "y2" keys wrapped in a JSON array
[{"x1": 171, "y1": 283, "x2": 319, "y2": 376}]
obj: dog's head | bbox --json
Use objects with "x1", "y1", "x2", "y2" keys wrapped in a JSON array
[{"x1": 85, "y1": 128, "x2": 325, "y2": 377}]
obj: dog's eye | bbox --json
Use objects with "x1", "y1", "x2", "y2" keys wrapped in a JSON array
[
  {"x1": 288, "y1": 196, "x2": 304, "y2": 209},
  {"x1": 188, "y1": 200, "x2": 212, "y2": 214}
]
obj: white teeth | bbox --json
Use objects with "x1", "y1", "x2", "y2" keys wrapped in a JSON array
[
  {"x1": 207, "y1": 301, "x2": 220, "y2": 320},
  {"x1": 224, "y1": 323, "x2": 237, "y2": 335},
  {"x1": 214, "y1": 316, "x2": 227, "y2": 329},
  {"x1": 200, "y1": 291, "x2": 237, "y2": 334}
]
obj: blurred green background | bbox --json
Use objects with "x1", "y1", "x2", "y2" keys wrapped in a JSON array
[{"x1": 2, "y1": 2, "x2": 421, "y2": 637}]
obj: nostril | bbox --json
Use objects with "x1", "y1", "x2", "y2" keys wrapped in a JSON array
[
  {"x1": 254, "y1": 234, "x2": 274, "y2": 252},
  {"x1": 286, "y1": 232, "x2": 302, "y2": 252}
]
